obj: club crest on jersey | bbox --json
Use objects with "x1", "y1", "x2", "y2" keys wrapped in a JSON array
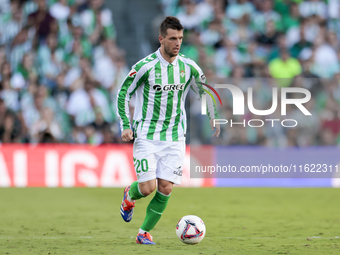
[
  {"x1": 180, "y1": 70, "x2": 185, "y2": 78},
  {"x1": 128, "y1": 69, "x2": 137, "y2": 77},
  {"x1": 155, "y1": 73, "x2": 161, "y2": 79},
  {"x1": 153, "y1": 84, "x2": 185, "y2": 91}
]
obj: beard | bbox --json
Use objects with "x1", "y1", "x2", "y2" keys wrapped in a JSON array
[{"x1": 164, "y1": 45, "x2": 178, "y2": 58}]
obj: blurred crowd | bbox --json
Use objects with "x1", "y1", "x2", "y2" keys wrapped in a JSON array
[
  {"x1": 1, "y1": 0, "x2": 340, "y2": 147},
  {"x1": 0, "y1": 0, "x2": 127, "y2": 144}
]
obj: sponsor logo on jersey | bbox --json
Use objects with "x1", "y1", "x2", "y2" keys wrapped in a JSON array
[
  {"x1": 153, "y1": 84, "x2": 185, "y2": 92},
  {"x1": 128, "y1": 69, "x2": 137, "y2": 77}
]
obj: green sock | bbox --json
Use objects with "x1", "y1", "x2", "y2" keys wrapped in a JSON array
[
  {"x1": 140, "y1": 191, "x2": 170, "y2": 232},
  {"x1": 128, "y1": 181, "x2": 145, "y2": 200}
]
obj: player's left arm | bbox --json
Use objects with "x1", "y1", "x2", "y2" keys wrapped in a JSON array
[{"x1": 189, "y1": 64, "x2": 220, "y2": 138}]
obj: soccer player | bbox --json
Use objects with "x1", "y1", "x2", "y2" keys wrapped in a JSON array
[{"x1": 117, "y1": 16, "x2": 219, "y2": 245}]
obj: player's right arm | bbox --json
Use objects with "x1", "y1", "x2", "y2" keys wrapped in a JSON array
[{"x1": 116, "y1": 66, "x2": 147, "y2": 142}]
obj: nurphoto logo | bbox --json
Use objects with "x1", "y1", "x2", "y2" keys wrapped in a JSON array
[{"x1": 201, "y1": 84, "x2": 312, "y2": 128}]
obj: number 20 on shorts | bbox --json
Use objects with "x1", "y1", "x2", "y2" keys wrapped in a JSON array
[{"x1": 133, "y1": 158, "x2": 149, "y2": 173}]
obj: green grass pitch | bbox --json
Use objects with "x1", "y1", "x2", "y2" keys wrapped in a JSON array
[{"x1": 1, "y1": 188, "x2": 339, "y2": 254}]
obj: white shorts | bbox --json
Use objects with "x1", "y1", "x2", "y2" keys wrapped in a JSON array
[{"x1": 132, "y1": 138, "x2": 185, "y2": 185}]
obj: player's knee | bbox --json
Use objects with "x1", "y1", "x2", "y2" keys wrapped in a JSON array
[
  {"x1": 142, "y1": 186, "x2": 156, "y2": 196},
  {"x1": 158, "y1": 184, "x2": 172, "y2": 196},
  {"x1": 139, "y1": 180, "x2": 156, "y2": 196}
]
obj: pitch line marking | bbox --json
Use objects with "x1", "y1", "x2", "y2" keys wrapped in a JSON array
[{"x1": 0, "y1": 236, "x2": 339, "y2": 240}]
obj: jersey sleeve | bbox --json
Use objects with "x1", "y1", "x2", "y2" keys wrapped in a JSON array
[
  {"x1": 189, "y1": 63, "x2": 219, "y2": 120},
  {"x1": 116, "y1": 66, "x2": 148, "y2": 132}
]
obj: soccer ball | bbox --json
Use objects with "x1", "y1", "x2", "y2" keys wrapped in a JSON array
[{"x1": 176, "y1": 215, "x2": 206, "y2": 244}]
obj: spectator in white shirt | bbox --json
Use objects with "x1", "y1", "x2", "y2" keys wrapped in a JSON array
[
  {"x1": 66, "y1": 79, "x2": 113, "y2": 127},
  {"x1": 0, "y1": 78, "x2": 19, "y2": 112},
  {"x1": 226, "y1": 0, "x2": 255, "y2": 25},
  {"x1": 93, "y1": 39, "x2": 128, "y2": 90},
  {"x1": 214, "y1": 37, "x2": 244, "y2": 78},
  {"x1": 30, "y1": 107, "x2": 63, "y2": 143},
  {"x1": 79, "y1": 0, "x2": 116, "y2": 41},
  {"x1": 176, "y1": 0, "x2": 204, "y2": 30},
  {"x1": 37, "y1": 33, "x2": 65, "y2": 84},
  {"x1": 311, "y1": 32, "x2": 340, "y2": 78},
  {"x1": 299, "y1": 0, "x2": 327, "y2": 20},
  {"x1": 251, "y1": 0, "x2": 281, "y2": 33},
  {"x1": 50, "y1": 0, "x2": 71, "y2": 22}
]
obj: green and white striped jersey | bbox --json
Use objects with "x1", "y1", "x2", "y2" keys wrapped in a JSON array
[{"x1": 116, "y1": 49, "x2": 217, "y2": 142}]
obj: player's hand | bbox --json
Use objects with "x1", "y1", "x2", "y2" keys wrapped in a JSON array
[
  {"x1": 210, "y1": 119, "x2": 220, "y2": 138},
  {"x1": 121, "y1": 129, "x2": 134, "y2": 142}
]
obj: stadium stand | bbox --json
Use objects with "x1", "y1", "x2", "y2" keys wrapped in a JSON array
[{"x1": 0, "y1": 0, "x2": 339, "y2": 147}]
